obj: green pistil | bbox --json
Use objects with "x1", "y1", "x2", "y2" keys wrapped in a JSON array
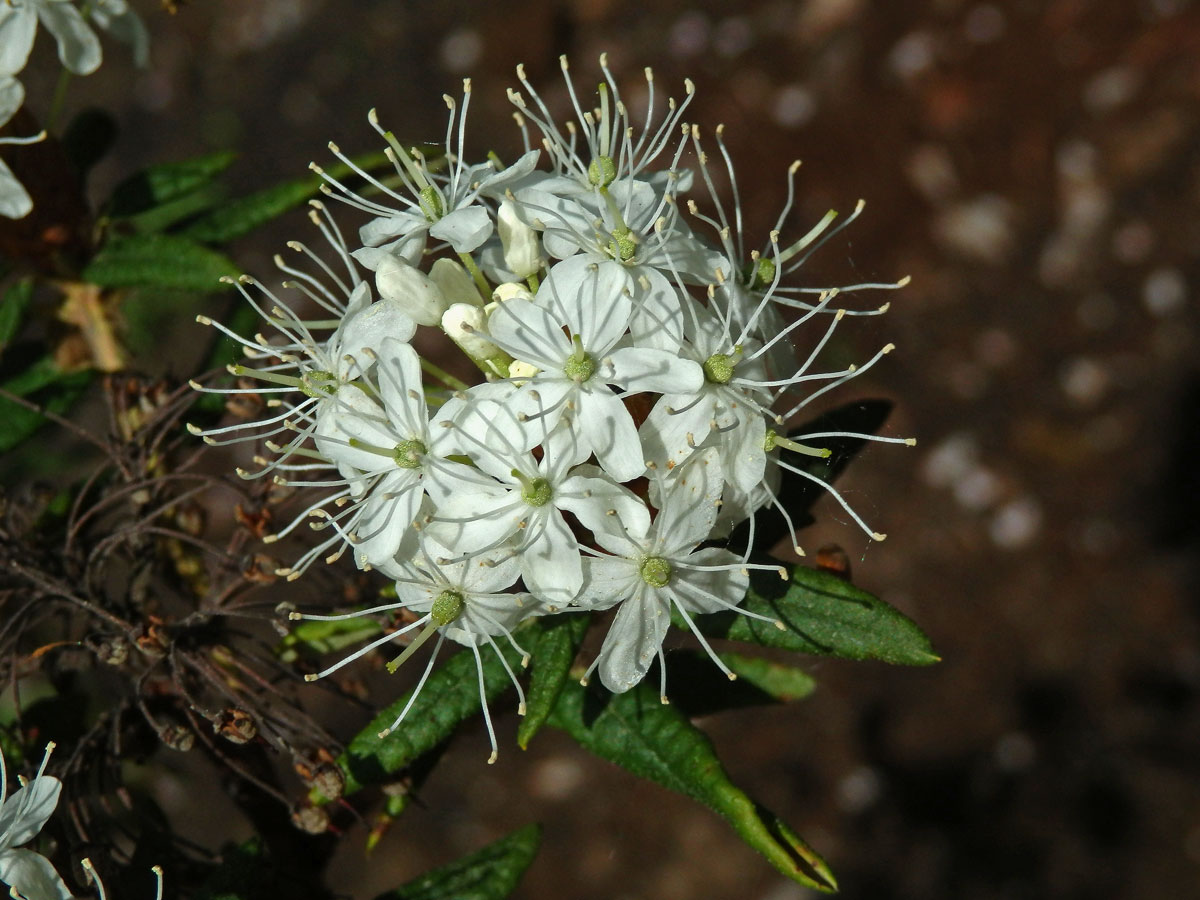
[
  {"x1": 563, "y1": 335, "x2": 595, "y2": 383},
  {"x1": 515, "y1": 471, "x2": 552, "y2": 507},
  {"x1": 609, "y1": 226, "x2": 637, "y2": 262},
  {"x1": 702, "y1": 352, "x2": 737, "y2": 385},
  {"x1": 419, "y1": 185, "x2": 444, "y2": 221},
  {"x1": 640, "y1": 556, "x2": 672, "y2": 588},
  {"x1": 589, "y1": 155, "x2": 617, "y2": 188},
  {"x1": 300, "y1": 370, "x2": 339, "y2": 399},
  {"x1": 746, "y1": 256, "x2": 776, "y2": 291},
  {"x1": 765, "y1": 429, "x2": 831, "y2": 459},
  {"x1": 393, "y1": 438, "x2": 427, "y2": 468},
  {"x1": 430, "y1": 589, "x2": 465, "y2": 626}
]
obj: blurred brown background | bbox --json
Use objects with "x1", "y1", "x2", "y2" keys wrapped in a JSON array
[{"x1": 29, "y1": 0, "x2": 1200, "y2": 897}]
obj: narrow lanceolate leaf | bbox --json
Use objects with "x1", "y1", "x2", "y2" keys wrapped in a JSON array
[
  {"x1": 549, "y1": 680, "x2": 837, "y2": 891},
  {"x1": 180, "y1": 177, "x2": 325, "y2": 244},
  {"x1": 83, "y1": 234, "x2": 239, "y2": 291},
  {"x1": 695, "y1": 565, "x2": 939, "y2": 666},
  {"x1": 336, "y1": 641, "x2": 525, "y2": 797},
  {"x1": 0, "y1": 278, "x2": 33, "y2": 354},
  {"x1": 108, "y1": 151, "x2": 239, "y2": 217},
  {"x1": 717, "y1": 651, "x2": 817, "y2": 701},
  {"x1": 371, "y1": 824, "x2": 541, "y2": 900},
  {"x1": 0, "y1": 356, "x2": 91, "y2": 452},
  {"x1": 517, "y1": 613, "x2": 589, "y2": 749},
  {"x1": 181, "y1": 150, "x2": 390, "y2": 244}
]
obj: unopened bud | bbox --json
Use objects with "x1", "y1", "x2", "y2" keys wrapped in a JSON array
[
  {"x1": 498, "y1": 200, "x2": 542, "y2": 278},
  {"x1": 442, "y1": 303, "x2": 500, "y2": 362},
  {"x1": 430, "y1": 258, "x2": 482, "y2": 307},
  {"x1": 375, "y1": 254, "x2": 449, "y2": 327},
  {"x1": 491, "y1": 281, "x2": 533, "y2": 304}
]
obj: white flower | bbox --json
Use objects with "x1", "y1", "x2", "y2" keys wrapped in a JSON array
[
  {"x1": 484, "y1": 257, "x2": 702, "y2": 480},
  {"x1": 432, "y1": 402, "x2": 650, "y2": 604},
  {"x1": 308, "y1": 337, "x2": 486, "y2": 572},
  {"x1": 298, "y1": 535, "x2": 545, "y2": 763},
  {"x1": 508, "y1": 54, "x2": 694, "y2": 190},
  {"x1": 0, "y1": 0, "x2": 101, "y2": 77},
  {"x1": 315, "y1": 86, "x2": 539, "y2": 269},
  {"x1": 188, "y1": 203, "x2": 418, "y2": 578},
  {"x1": 575, "y1": 451, "x2": 785, "y2": 697},
  {"x1": 0, "y1": 743, "x2": 71, "y2": 900},
  {"x1": 0, "y1": 77, "x2": 45, "y2": 220},
  {"x1": 87, "y1": 0, "x2": 149, "y2": 67}
]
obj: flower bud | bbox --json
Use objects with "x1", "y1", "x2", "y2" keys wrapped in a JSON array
[
  {"x1": 491, "y1": 281, "x2": 533, "y2": 304},
  {"x1": 430, "y1": 257, "x2": 482, "y2": 307},
  {"x1": 497, "y1": 200, "x2": 542, "y2": 278},
  {"x1": 442, "y1": 302, "x2": 501, "y2": 363},
  {"x1": 375, "y1": 254, "x2": 449, "y2": 326}
]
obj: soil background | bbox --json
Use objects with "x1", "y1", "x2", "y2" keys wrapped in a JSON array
[{"x1": 17, "y1": 1, "x2": 1200, "y2": 898}]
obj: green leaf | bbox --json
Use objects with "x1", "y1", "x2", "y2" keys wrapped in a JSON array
[
  {"x1": 548, "y1": 680, "x2": 838, "y2": 892},
  {"x1": 655, "y1": 649, "x2": 816, "y2": 717},
  {"x1": 719, "y1": 651, "x2": 817, "y2": 701},
  {"x1": 181, "y1": 177, "x2": 318, "y2": 244},
  {"x1": 83, "y1": 234, "x2": 239, "y2": 292},
  {"x1": 180, "y1": 150, "x2": 389, "y2": 244},
  {"x1": 697, "y1": 565, "x2": 939, "y2": 666},
  {"x1": 0, "y1": 356, "x2": 92, "y2": 453},
  {"x1": 0, "y1": 278, "x2": 34, "y2": 354},
  {"x1": 517, "y1": 613, "x2": 589, "y2": 749},
  {"x1": 372, "y1": 823, "x2": 541, "y2": 900},
  {"x1": 278, "y1": 616, "x2": 382, "y2": 665},
  {"x1": 336, "y1": 638, "x2": 525, "y2": 797},
  {"x1": 108, "y1": 151, "x2": 239, "y2": 218}
]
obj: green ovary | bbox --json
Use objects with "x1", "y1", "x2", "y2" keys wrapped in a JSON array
[
  {"x1": 393, "y1": 438, "x2": 426, "y2": 468},
  {"x1": 702, "y1": 353, "x2": 736, "y2": 385},
  {"x1": 431, "y1": 590, "x2": 464, "y2": 626},
  {"x1": 563, "y1": 345, "x2": 596, "y2": 383},
  {"x1": 747, "y1": 256, "x2": 776, "y2": 291},
  {"x1": 522, "y1": 476, "x2": 553, "y2": 508},
  {"x1": 609, "y1": 227, "x2": 637, "y2": 262},
  {"x1": 639, "y1": 556, "x2": 672, "y2": 588}
]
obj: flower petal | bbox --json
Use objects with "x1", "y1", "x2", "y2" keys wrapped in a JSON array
[
  {"x1": 597, "y1": 586, "x2": 671, "y2": 694},
  {"x1": 37, "y1": 0, "x2": 102, "y2": 75},
  {"x1": 0, "y1": 848, "x2": 72, "y2": 900}
]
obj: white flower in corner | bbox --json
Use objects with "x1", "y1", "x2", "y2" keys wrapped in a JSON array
[
  {"x1": 0, "y1": 77, "x2": 44, "y2": 220},
  {"x1": 576, "y1": 451, "x2": 785, "y2": 698},
  {"x1": 0, "y1": 743, "x2": 72, "y2": 900}
]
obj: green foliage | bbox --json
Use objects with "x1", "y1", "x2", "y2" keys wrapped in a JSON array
[
  {"x1": 517, "y1": 613, "x2": 589, "y2": 749},
  {"x1": 371, "y1": 824, "x2": 541, "y2": 900},
  {"x1": 336, "y1": 639, "x2": 526, "y2": 797},
  {"x1": 0, "y1": 355, "x2": 91, "y2": 453},
  {"x1": 181, "y1": 151, "x2": 389, "y2": 244},
  {"x1": 180, "y1": 174, "x2": 332, "y2": 244},
  {"x1": 278, "y1": 616, "x2": 383, "y2": 666},
  {"x1": 547, "y1": 678, "x2": 838, "y2": 892},
  {"x1": 82, "y1": 234, "x2": 239, "y2": 292},
  {"x1": 691, "y1": 565, "x2": 939, "y2": 666},
  {"x1": 0, "y1": 278, "x2": 33, "y2": 354},
  {"x1": 108, "y1": 151, "x2": 239, "y2": 218},
  {"x1": 717, "y1": 651, "x2": 818, "y2": 701}
]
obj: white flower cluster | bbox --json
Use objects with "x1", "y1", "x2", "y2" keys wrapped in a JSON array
[
  {"x1": 0, "y1": 743, "x2": 164, "y2": 900},
  {"x1": 191, "y1": 56, "x2": 911, "y2": 762},
  {"x1": 0, "y1": 0, "x2": 148, "y2": 218}
]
